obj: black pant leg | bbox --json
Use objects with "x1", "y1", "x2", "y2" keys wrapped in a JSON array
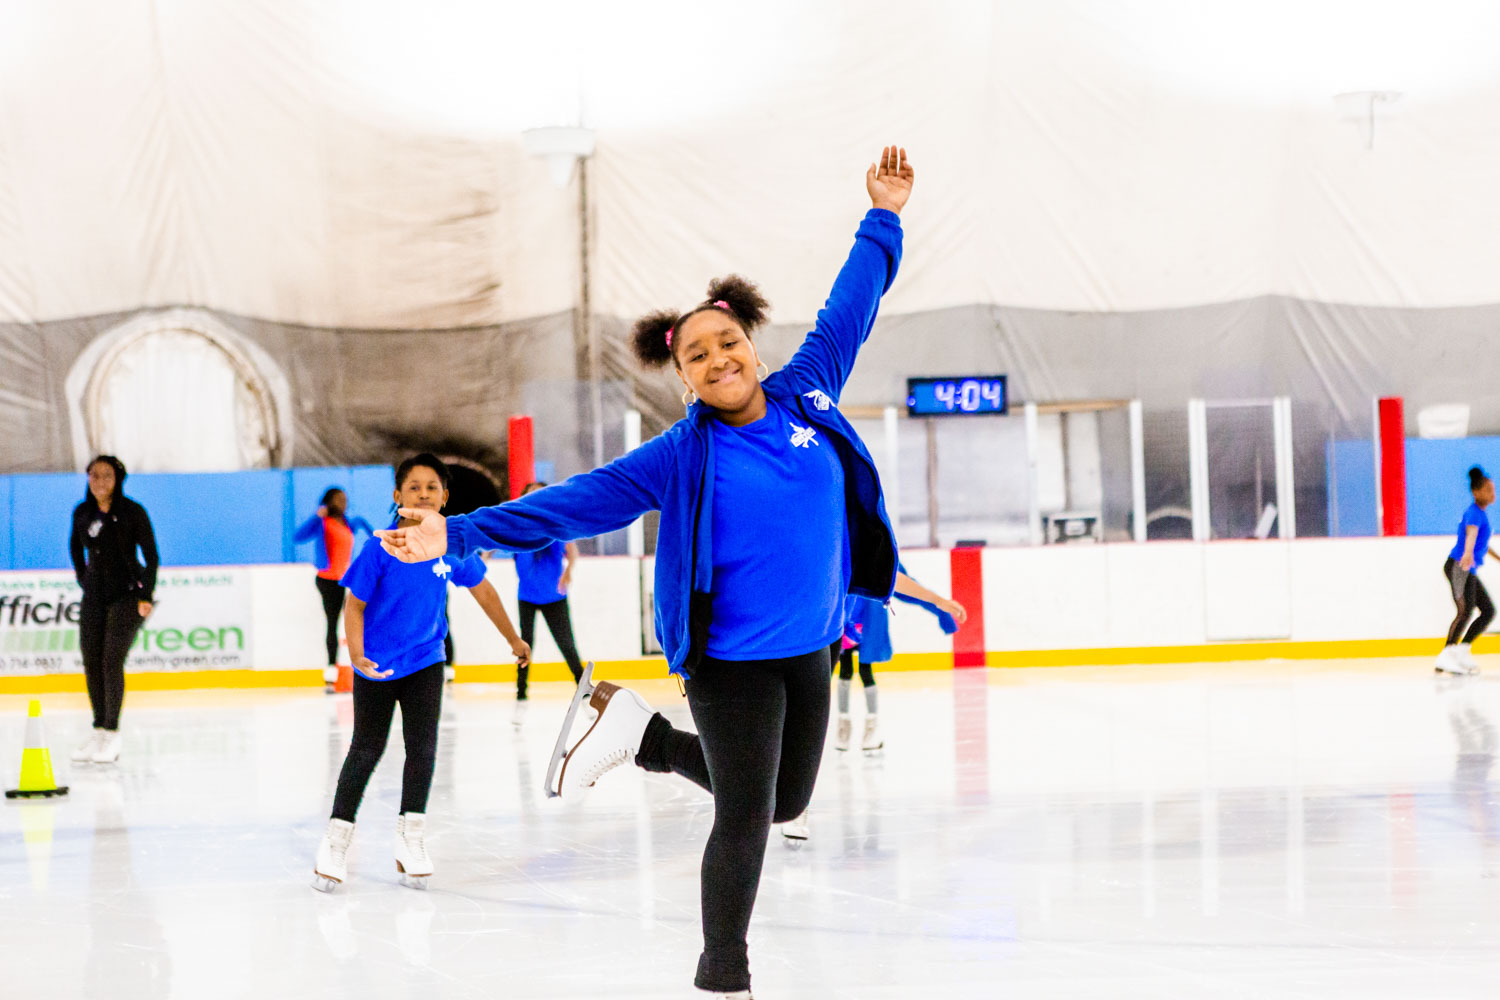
[
  {"x1": 685, "y1": 657, "x2": 785, "y2": 993},
  {"x1": 1465, "y1": 576, "x2": 1497, "y2": 643},
  {"x1": 315, "y1": 576, "x2": 343, "y2": 666},
  {"x1": 330, "y1": 673, "x2": 400, "y2": 822},
  {"x1": 396, "y1": 663, "x2": 445, "y2": 815},
  {"x1": 516, "y1": 600, "x2": 537, "y2": 697},
  {"x1": 540, "y1": 599, "x2": 585, "y2": 682},
  {"x1": 1445, "y1": 558, "x2": 1474, "y2": 646},
  {"x1": 99, "y1": 598, "x2": 144, "y2": 731},
  {"x1": 838, "y1": 647, "x2": 855, "y2": 681},
  {"x1": 771, "y1": 644, "x2": 835, "y2": 823},
  {"x1": 78, "y1": 594, "x2": 109, "y2": 729},
  {"x1": 858, "y1": 657, "x2": 877, "y2": 687}
]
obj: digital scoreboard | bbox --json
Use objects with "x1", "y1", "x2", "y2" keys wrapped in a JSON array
[{"x1": 905, "y1": 376, "x2": 1008, "y2": 416}]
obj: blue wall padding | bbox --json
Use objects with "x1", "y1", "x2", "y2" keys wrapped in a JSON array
[
  {"x1": 1328, "y1": 436, "x2": 1500, "y2": 538},
  {"x1": 1403, "y1": 437, "x2": 1500, "y2": 536},
  {"x1": 4, "y1": 466, "x2": 393, "y2": 570},
  {"x1": 1326, "y1": 440, "x2": 1378, "y2": 538}
]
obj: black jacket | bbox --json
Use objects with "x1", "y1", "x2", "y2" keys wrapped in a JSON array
[{"x1": 70, "y1": 497, "x2": 159, "y2": 603}]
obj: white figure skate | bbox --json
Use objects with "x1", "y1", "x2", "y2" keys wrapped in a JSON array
[
  {"x1": 834, "y1": 714, "x2": 852, "y2": 752},
  {"x1": 395, "y1": 812, "x2": 432, "y2": 888},
  {"x1": 91, "y1": 730, "x2": 123, "y2": 763},
  {"x1": 1436, "y1": 645, "x2": 1477, "y2": 676},
  {"x1": 544, "y1": 663, "x2": 655, "y2": 799},
  {"x1": 71, "y1": 729, "x2": 103, "y2": 763},
  {"x1": 313, "y1": 818, "x2": 355, "y2": 892},
  {"x1": 781, "y1": 809, "x2": 810, "y2": 846},
  {"x1": 862, "y1": 715, "x2": 884, "y2": 752}
]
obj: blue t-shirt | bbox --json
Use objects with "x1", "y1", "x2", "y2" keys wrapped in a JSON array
[
  {"x1": 706, "y1": 396, "x2": 849, "y2": 659},
  {"x1": 516, "y1": 540, "x2": 568, "y2": 605},
  {"x1": 1451, "y1": 503, "x2": 1493, "y2": 569},
  {"x1": 341, "y1": 535, "x2": 487, "y2": 680}
]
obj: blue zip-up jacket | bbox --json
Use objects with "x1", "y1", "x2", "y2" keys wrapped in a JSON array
[
  {"x1": 295, "y1": 510, "x2": 375, "y2": 573},
  {"x1": 445, "y1": 208, "x2": 904, "y2": 677}
]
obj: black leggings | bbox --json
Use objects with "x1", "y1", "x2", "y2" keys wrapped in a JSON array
[
  {"x1": 836, "y1": 646, "x2": 876, "y2": 686},
  {"x1": 636, "y1": 642, "x2": 836, "y2": 993},
  {"x1": 315, "y1": 576, "x2": 344, "y2": 667},
  {"x1": 516, "y1": 598, "x2": 584, "y2": 695},
  {"x1": 79, "y1": 594, "x2": 144, "y2": 731},
  {"x1": 330, "y1": 662, "x2": 444, "y2": 822},
  {"x1": 1445, "y1": 557, "x2": 1496, "y2": 646}
]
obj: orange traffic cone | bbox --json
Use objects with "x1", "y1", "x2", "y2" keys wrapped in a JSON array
[
  {"x1": 334, "y1": 662, "x2": 353, "y2": 693},
  {"x1": 5, "y1": 700, "x2": 69, "y2": 799}
]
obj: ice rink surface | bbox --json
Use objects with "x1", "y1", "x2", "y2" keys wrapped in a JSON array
[{"x1": 3, "y1": 659, "x2": 1499, "y2": 999}]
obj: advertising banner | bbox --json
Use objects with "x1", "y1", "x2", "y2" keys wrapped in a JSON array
[{"x1": 0, "y1": 568, "x2": 252, "y2": 674}]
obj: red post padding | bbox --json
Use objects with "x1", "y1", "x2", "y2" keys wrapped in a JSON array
[
  {"x1": 508, "y1": 415, "x2": 534, "y2": 502},
  {"x1": 949, "y1": 546, "x2": 986, "y2": 668},
  {"x1": 1378, "y1": 397, "x2": 1406, "y2": 537}
]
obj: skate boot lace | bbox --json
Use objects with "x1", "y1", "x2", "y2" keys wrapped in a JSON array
[
  {"x1": 405, "y1": 829, "x2": 429, "y2": 866},
  {"x1": 582, "y1": 747, "x2": 630, "y2": 787}
]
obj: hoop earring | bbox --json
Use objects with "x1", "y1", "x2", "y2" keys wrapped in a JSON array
[
  {"x1": 755, "y1": 360, "x2": 770, "y2": 381},
  {"x1": 682, "y1": 387, "x2": 697, "y2": 406}
]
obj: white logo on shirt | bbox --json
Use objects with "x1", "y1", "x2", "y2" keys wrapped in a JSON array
[
  {"x1": 432, "y1": 558, "x2": 452, "y2": 579},
  {"x1": 789, "y1": 423, "x2": 819, "y2": 448},
  {"x1": 88, "y1": 519, "x2": 103, "y2": 538},
  {"x1": 803, "y1": 389, "x2": 833, "y2": 411}
]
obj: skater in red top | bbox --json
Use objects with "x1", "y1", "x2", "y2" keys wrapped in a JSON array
[{"x1": 295, "y1": 487, "x2": 373, "y2": 669}]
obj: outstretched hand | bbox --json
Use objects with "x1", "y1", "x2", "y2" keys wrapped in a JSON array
[
  {"x1": 375, "y1": 507, "x2": 449, "y2": 563},
  {"x1": 866, "y1": 146, "x2": 914, "y2": 215}
]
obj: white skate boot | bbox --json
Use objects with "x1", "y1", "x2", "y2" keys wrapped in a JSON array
[
  {"x1": 835, "y1": 714, "x2": 852, "y2": 752},
  {"x1": 1457, "y1": 643, "x2": 1482, "y2": 674},
  {"x1": 547, "y1": 665, "x2": 655, "y2": 799},
  {"x1": 1436, "y1": 645, "x2": 1474, "y2": 675},
  {"x1": 313, "y1": 818, "x2": 355, "y2": 892},
  {"x1": 91, "y1": 730, "x2": 123, "y2": 763},
  {"x1": 71, "y1": 729, "x2": 103, "y2": 763},
  {"x1": 395, "y1": 812, "x2": 433, "y2": 888},
  {"x1": 862, "y1": 715, "x2": 884, "y2": 752},
  {"x1": 781, "y1": 809, "x2": 810, "y2": 846}
]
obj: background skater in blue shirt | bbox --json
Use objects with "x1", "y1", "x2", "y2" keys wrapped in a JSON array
[
  {"x1": 1437, "y1": 466, "x2": 1500, "y2": 675},
  {"x1": 513, "y1": 480, "x2": 585, "y2": 702},
  {"x1": 312, "y1": 454, "x2": 530, "y2": 892},
  {"x1": 377, "y1": 148, "x2": 913, "y2": 999}
]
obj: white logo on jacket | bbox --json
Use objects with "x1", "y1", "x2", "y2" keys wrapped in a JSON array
[
  {"x1": 432, "y1": 558, "x2": 452, "y2": 579},
  {"x1": 789, "y1": 423, "x2": 819, "y2": 448},
  {"x1": 803, "y1": 389, "x2": 833, "y2": 411},
  {"x1": 88, "y1": 519, "x2": 103, "y2": 538}
]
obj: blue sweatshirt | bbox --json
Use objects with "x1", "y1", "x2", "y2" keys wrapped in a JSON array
[
  {"x1": 444, "y1": 208, "x2": 904, "y2": 677},
  {"x1": 295, "y1": 510, "x2": 374, "y2": 573}
]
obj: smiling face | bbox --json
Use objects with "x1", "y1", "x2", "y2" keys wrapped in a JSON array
[
  {"x1": 673, "y1": 309, "x2": 763, "y2": 419},
  {"x1": 393, "y1": 465, "x2": 448, "y2": 517},
  {"x1": 87, "y1": 461, "x2": 116, "y2": 507}
]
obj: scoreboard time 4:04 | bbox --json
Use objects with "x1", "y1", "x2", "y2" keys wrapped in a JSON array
[{"x1": 905, "y1": 376, "x2": 1008, "y2": 416}]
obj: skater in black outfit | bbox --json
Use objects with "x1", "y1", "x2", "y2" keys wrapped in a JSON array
[
  {"x1": 376, "y1": 148, "x2": 915, "y2": 999},
  {"x1": 68, "y1": 455, "x2": 157, "y2": 765}
]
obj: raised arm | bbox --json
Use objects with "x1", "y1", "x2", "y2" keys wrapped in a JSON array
[
  {"x1": 467, "y1": 578, "x2": 530, "y2": 668},
  {"x1": 293, "y1": 512, "x2": 323, "y2": 543},
  {"x1": 784, "y1": 147, "x2": 912, "y2": 399}
]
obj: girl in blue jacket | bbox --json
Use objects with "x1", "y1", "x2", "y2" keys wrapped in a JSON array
[{"x1": 378, "y1": 147, "x2": 914, "y2": 998}]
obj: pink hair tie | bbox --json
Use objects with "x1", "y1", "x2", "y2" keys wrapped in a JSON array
[
  {"x1": 713, "y1": 300, "x2": 729, "y2": 310},
  {"x1": 664, "y1": 325, "x2": 674, "y2": 348}
]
